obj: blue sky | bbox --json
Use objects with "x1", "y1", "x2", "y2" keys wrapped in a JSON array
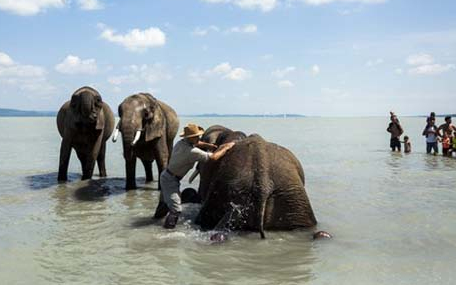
[{"x1": 0, "y1": 0, "x2": 455, "y2": 116}]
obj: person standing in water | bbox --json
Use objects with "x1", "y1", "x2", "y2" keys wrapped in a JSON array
[
  {"x1": 387, "y1": 112, "x2": 404, "y2": 152},
  {"x1": 402, "y1": 136, "x2": 411, "y2": 153},
  {"x1": 423, "y1": 117, "x2": 439, "y2": 155},
  {"x1": 153, "y1": 123, "x2": 235, "y2": 229}
]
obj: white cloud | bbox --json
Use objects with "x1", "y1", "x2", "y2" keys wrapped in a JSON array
[
  {"x1": 366, "y1": 58, "x2": 383, "y2": 67},
  {"x1": 224, "y1": 67, "x2": 251, "y2": 80},
  {"x1": 404, "y1": 53, "x2": 455, "y2": 75},
  {"x1": 408, "y1": 64, "x2": 455, "y2": 75},
  {"x1": 189, "y1": 62, "x2": 251, "y2": 82},
  {"x1": 0, "y1": 52, "x2": 14, "y2": 66},
  {"x1": 302, "y1": 0, "x2": 387, "y2": 5},
  {"x1": 277, "y1": 80, "x2": 294, "y2": 88},
  {"x1": 272, "y1": 66, "x2": 296, "y2": 78},
  {"x1": 99, "y1": 24, "x2": 166, "y2": 52},
  {"x1": 311, "y1": 64, "x2": 320, "y2": 75},
  {"x1": 406, "y1": 53, "x2": 434, "y2": 66},
  {"x1": 191, "y1": 26, "x2": 219, "y2": 37},
  {"x1": 55, "y1": 55, "x2": 98, "y2": 75},
  {"x1": 108, "y1": 64, "x2": 172, "y2": 85},
  {"x1": 0, "y1": 0, "x2": 65, "y2": 16},
  {"x1": 0, "y1": 51, "x2": 54, "y2": 93},
  {"x1": 201, "y1": 0, "x2": 277, "y2": 12},
  {"x1": 395, "y1": 68, "x2": 403, "y2": 75},
  {"x1": 212, "y1": 62, "x2": 232, "y2": 74},
  {"x1": 228, "y1": 24, "x2": 258, "y2": 33},
  {"x1": 77, "y1": 0, "x2": 103, "y2": 10}
]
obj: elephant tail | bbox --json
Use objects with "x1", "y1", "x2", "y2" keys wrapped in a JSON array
[{"x1": 259, "y1": 196, "x2": 267, "y2": 239}]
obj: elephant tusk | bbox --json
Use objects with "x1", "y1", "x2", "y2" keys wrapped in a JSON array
[
  {"x1": 112, "y1": 128, "x2": 120, "y2": 142},
  {"x1": 131, "y1": 130, "x2": 142, "y2": 146},
  {"x1": 112, "y1": 121, "x2": 120, "y2": 142}
]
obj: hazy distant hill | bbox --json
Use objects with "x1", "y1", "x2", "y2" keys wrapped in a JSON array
[
  {"x1": 182, "y1": 113, "x2": 306, "y2": 118},
  {"x1": 0, "y1": 108, "x2": 56, "y2": 117}
]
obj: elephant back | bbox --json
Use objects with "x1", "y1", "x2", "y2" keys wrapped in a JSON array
[{"x1": 201, "y1": 125, "x2": 232, "y2": 144}]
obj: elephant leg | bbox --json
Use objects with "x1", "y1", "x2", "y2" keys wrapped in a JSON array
[
  {"x1": 58, "y1": 139, "x2": 72, "y2": 182},
  {"x1": 142, "y1": 159, "x2": 153, "y2": 182},
  {"x1": 125, "y1": 157, "x2": 137, "y2": 190},
  {"x1": 97, "y1": 141, "x2": 107, "y2": 177},
  {"x1": 153, "y1": 139, "x2": 169, "y2": 190}
]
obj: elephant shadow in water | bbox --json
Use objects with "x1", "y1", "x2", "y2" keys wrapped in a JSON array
[
  {"x1": 73, "y1": 177, "x2": 128, "y2": 201},
  {"x1": 25, "y1": 172, "x2": 81, "y2": 191}
]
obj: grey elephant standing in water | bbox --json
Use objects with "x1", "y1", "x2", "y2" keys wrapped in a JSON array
[
  {"x1": 197, "y1": 135, "x2": 317, "y2": 238},
  {"x1": 113, "y1": 93, "x2": 179, "y2": 190},
  {"x1": 57, "y1": 86, "x2": 115, "y2": 181}
]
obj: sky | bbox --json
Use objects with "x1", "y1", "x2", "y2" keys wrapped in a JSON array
[{"x1": 0, "y1": 0, "x2": 455, "y2": 116}]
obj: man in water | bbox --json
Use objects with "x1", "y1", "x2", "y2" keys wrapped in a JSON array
[
  {"x1": 437, "y1": 116, "x2": 456, "y2": 138},
  {"x1": 423, "y1": 117, "x2": 439, "y2": 154},
  {"x1": 387, "y1": 112, "x2": 404, "y2": 152},
  {"x1": 153, "y1": 123, "x2": 235, "y2": 229}
]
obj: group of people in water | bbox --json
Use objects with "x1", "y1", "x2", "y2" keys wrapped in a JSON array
[{"x1": 387, "y1": 111, "x2": 456, "y2": 156}]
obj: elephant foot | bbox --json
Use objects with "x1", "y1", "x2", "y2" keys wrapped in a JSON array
[
  {"x1": 57, "y1": 175, "x2": 68, "y2": 182},
  {"x1": 81, "y1": 175, "x2": 92, "y2": 180},
  {"x1": 125, "y1": 181, "x2": 137, "y2": 191},
  {"x1": 313, "y1": 231, "x2": 332, "y2": 240}
]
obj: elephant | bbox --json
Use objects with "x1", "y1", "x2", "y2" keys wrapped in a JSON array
[
  {"x1": 196, "y1": 134, "x2": 317, "y2": 239},
  {"x1": 188, "y1": 126, "x2": 246, "y2": 186},
  {"x1": 200, "y1": 125, "x2": 232, "y2": 145},
  {"x1": 57, "y1": 86, "x2": 115, "y2": 181},
  {"x1": 113, "y1": 93, "x2": 179, "y2": 190}
]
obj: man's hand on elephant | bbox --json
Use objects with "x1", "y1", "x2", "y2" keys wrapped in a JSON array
[
  {"x1": 209, "y1": 142, "x2": 235, "y2": 161},
  {"x1": 220, "y1": 142, "x2": 235, "y2": 150}
]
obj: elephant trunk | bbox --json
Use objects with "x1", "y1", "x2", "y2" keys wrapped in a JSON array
[{"x1": 80, "y1": 92, "x2": 96, "y2": 122}]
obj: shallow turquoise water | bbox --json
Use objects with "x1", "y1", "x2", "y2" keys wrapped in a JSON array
[{"x1": 1, "y1": 116, "x2": 456, "y2": 284}]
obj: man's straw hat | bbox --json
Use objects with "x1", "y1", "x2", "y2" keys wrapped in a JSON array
[{"x1": 180, "y1": 123, "x2": 204, "y2": 138}]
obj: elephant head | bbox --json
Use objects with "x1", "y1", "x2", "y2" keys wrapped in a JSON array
[
  {"x1": 70, "y1": 86, "x2": 105, "y2": 130},
  {"x1": 115, "y1": 93, "x2": 164, "y2": 154},
  {"x1": 195, "y1": 127, "x2": 247, "y2": 201}
]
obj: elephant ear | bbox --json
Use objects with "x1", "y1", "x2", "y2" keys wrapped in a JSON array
[
  {"x1": 145, "y1": 97, "x2": 164, "y2": 142},
  {"x1": 95, "y1": 106, "x2": 105, "y2": 130}
]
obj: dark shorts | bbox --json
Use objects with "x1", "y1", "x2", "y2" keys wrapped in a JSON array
[
  {"x1": 426, "y1": 142, "x2": 438, "y2": 154},
  {"x1": 390, "y1": 137, "x2": 401, "y2": 150}
]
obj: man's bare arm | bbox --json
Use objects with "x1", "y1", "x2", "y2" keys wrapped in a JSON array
[{"x1": 209, "y1": 142, "x2": 235, "y2": 161}]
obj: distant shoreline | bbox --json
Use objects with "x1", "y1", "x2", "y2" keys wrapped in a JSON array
[{"x1": 1, "y1": 108, "x2": 454, "y2": 118}]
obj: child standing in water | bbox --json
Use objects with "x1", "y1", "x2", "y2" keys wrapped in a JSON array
[
  {"x1": 402, "y1": 136, "x2": 412, "y2": 153},
  {"x1": 442, "y1": 131, "x2": 451, "y2": 157}
]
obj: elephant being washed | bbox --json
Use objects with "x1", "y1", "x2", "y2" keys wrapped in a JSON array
[
  {"x1": 113, "y1": 93, "x2": 179, "y2": 190},
  {"x1": 197, "y1": 134, "x2": 317, "y2": 238},
  {"x1": 57, "y1": 86, "x2": 115, "y2": 181}
]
